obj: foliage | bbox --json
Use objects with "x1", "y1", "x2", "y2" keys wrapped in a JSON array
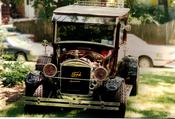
[
  {"x1": 0, "y1": 37, "x2": 15, "y2": 60},
  {"x1": 0, "y1": 62, "x2": 31, "y2": 87},
  {"x1": 11, "y1": 0, "x2": 175, "y2": 23},
  {"x1": 33, "y1": 0, "x2": 78, "y2": 19},
  {"x1": 124, "y1": 0, "x2": 137, "y2": 11},
  {"x1": 1, "y1": 54, "x2": 14, "y2": 61},
  {"x1": 0, "y1": 35, "x2": 6, "y2": 58},
  {"x1": 128, "y1": 4, "x2": 170, "y2": 24},
  {"x1": 125, "y1": 0, "x2": 174, "y2": 24},
  {"x1": 10, "y1": 0, "x2": 77, "y2": 19},
  {"x1": 33, "y1": 0, "x2": 56, "y2": 19}
]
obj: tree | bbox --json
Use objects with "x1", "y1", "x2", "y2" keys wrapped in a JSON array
[
  {"x1": 125, "y1": 0, "x2": 137, "y2": 11},
  {"x1": 33, "y1": 0, "x2": 77, "y2": 19},
  {"x1": 11, "y1": 0, "x2": 76, "y2": 19},
  {"x1": 162, "y1": 0, "x2": 170, "y2": 21}
]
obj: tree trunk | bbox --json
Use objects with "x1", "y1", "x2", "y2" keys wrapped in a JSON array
[
  {"x1": 163, "y1": 0, "x2": 170, "y2": 21},
  {"x1": 125, "y1": 0, "x2": 136, "y2": 11}
]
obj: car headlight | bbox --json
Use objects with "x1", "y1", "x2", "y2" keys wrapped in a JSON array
[
  {"x1": 43, "y1": 63, "x2": 57, "y2": 77},
  {"x1": 94, "y1": 67, "x2": 108, "y2": 81}
]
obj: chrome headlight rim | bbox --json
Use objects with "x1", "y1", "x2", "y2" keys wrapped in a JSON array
[
  {"x1": 94, "y1": 66, "x2": 108, "y2": 81},
  {"x1": 43, "y1": 63, "x2": 57, "y2": 77}
]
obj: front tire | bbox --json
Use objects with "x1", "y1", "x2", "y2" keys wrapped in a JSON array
[
  {"x1": 116, "y1": 81, "x2": 126, "y2": 118},
  {"x1": 24, "y1": 85, "x2": 43, "y2": 113},
  {"x1": 130, "y1": 76, "x2": 138, "y2": 96},
  {"x1": 33, "y1": 85, "x2": 43, "y2": 97}
]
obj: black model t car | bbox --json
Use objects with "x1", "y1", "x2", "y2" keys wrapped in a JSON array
[{"x1": 24, "y1": 2, "x2": 138, "y2": 117}]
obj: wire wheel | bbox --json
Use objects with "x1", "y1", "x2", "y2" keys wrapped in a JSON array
[
  {"x1": 33, "y1": 85, "x2": 43, "y2": 97},
  {"x1": 115, "y1": 81, "x2": 126, "y2": 118}
]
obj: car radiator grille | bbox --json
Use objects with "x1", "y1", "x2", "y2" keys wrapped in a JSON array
[{"x1": 61, "y1": 66, "x2": 91, "y2": 94}]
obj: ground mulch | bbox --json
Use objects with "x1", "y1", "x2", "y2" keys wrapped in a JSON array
[{"x1": 0, "y1": 81, "x2": 24, "y2": 110}]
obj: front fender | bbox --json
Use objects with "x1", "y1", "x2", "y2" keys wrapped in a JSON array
[{"x1": 25, "y1": 71, "x2": 43, "y2": 96}]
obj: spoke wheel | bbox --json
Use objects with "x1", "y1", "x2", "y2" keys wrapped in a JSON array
[{"x1": 115, "y1": 81, "x2": 126, "y2": 118}]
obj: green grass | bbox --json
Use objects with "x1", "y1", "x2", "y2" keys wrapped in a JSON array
[
  {"x1": 1, "y1": 69, "x2": 175, "y2": 118},
  {"x1": 0, "y1": 98, "x2": 78, "y2": 117},
  {"x1": 140, "y1": 73, "x2": 175, "y2": 85},
  {"x1": 125, "y1": 71, "x2": 175, "y2": 118}
]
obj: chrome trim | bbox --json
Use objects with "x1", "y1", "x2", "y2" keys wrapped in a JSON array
[{"x1": 43, "y1": 63, "x2": 57, "y2": 77}]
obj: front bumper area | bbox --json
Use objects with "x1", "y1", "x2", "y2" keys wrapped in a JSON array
[{"x1": 23, "y1": 94, "x2": 120, "y2": 111}]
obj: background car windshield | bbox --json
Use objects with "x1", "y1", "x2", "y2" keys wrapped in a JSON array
[{"x1": 57, "y1": 22, "x2": 115, "y2": 45}]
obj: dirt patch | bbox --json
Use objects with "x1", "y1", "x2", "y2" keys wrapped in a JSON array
[{"x1": 0, "y1": 81, "x2": 24, "y2": 110}]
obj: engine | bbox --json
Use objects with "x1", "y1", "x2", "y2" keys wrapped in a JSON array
[{"x1": 42, "y1": 50, "x2": 108, "y2": 94}]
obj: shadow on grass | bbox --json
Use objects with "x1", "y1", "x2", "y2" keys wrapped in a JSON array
[
  {"x1": 24, "y1": 106, "x2": 123, "y2": 118},
  {"x1": 154, "y1": 92, "x2": 175, "y2": 104},
  {"x1": 0, "y1": 98, "x2": 122, "y2": 118},
  {"x1": 0, "y1": 98, "x2": 25, "y2": 117},
  {"x1": 126, "y1": 101, "x2": 169, "y2": 118}
]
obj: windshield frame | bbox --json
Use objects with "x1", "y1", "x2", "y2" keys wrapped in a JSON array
[{"x1": 55, "y1": 21, "x2": 116, "y2": 47}]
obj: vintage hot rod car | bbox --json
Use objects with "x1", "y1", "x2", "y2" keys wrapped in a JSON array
[{"x1": 24, "y1": 1, "x2": 139, "y2": 118}]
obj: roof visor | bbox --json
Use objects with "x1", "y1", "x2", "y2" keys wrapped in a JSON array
[
  {"x1": 52, "y1": 15, "x2": 117, "y2": 25},
  {"x1": 52, "y1": 5, "x2": 130, "y2": 24}
]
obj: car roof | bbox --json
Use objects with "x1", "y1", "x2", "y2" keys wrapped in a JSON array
[{"x1": 53, "y1": 5, "x2": 129, "y2": 19}]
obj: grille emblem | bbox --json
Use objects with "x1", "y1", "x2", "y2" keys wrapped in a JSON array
[{"x1": 71, "y1": 72, "x2": 81, "y2": 78}]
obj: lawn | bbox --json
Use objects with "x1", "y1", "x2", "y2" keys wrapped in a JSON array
[
  {"x1": 125, "y1": 69, "x2": 175, "y2": 118},
  {"x1": 0, "y1": 68, "x2": 175, "y2": 118}
]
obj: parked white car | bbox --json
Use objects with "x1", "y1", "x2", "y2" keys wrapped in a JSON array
[
  {"x1": 1, "y1": 35, "x2": 53, "y2": 61},
  {"x1": 0, "y1": 24, "x2": 19, "y2": 34},
  {"x1": 118, "y1": 34, "x2": 175, "y2": 67}
]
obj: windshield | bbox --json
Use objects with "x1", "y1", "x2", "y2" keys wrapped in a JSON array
[
  {"x1": 6, "y1": 36, "x2": 31, "y2": 49},
  {"x1": 57, "y1": 22, "x2": 115, "y2": 46}
]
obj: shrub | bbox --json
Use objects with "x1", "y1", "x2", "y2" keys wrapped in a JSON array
[
  {"x1": 0, "y1": 62, "x2": 31, "y2": 87},
  {"x1": 2, "y1": 54, "x2": 15, "y2": 61},
  {"x1": 129, "y1": 4, "x2": 169, "y2": 24}
]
